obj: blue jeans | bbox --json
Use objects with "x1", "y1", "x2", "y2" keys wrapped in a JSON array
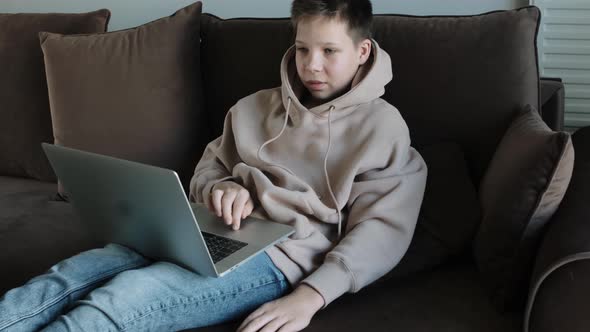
[{"x1": 0, "y1": 243, "x2": 290, "y2": 331}]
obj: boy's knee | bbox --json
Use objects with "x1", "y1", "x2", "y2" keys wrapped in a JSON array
[
  {"x1": 42, "y1": 243, "x2": 148, "y2": 281},
  {"x1": 111, "y1": 261, "x2": 202, "y2": 290},
  {"x1": 103, "y1": 243, "x2": 141, "y2": 257},
  {"x1": 88, "y1": 243, "x2": 150, "y2": 267}
]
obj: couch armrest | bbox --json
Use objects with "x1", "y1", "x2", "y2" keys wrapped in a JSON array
[
  {"x1": 524, "y1": 126, "x2": 590, "y2": 332},
  {"x1": 540, "y1": 77, "x2": 565, "y2": 131}
]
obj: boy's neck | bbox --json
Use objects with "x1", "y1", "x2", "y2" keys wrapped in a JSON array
[{"x1": 301, "y1": 93, "x2": 323, "y2": 109}]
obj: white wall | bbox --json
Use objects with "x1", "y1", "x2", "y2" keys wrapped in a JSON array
[{"x1": 1, "y1": 0, "x2": 529, "y2": 31}]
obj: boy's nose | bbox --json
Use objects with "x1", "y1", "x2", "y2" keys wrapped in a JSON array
[{"x1": 306, "y1": 53, "x2": 323, "y2": 72}]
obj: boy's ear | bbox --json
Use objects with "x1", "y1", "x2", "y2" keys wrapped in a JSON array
[{"x1": 358, "y1": 39, "x2": 372, "y2": 65}]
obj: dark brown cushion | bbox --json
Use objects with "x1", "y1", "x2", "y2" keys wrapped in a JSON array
[
  {"x1": 474, "y1": 105, "x2": 575, "y2": 311},
  {"x1": 199, "y1": 8, "x2": 541, "y2": 186},
  {"x1": 0, "y1": 10, "x2": 110, "y2": 181},
  {"x1": 39, "y1": 2, "x2": 203, "y2": 199},
  {"x1": 379, "y1": 142, "x2": 480, "y2": 282}
]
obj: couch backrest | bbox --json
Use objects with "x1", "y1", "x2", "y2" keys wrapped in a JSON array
[
  {"x1": 199, "y1": 14, "x2": 294, "y2": 150},
  {"x1": 199, "y1": 7, "x2": 540, "y2": 186}
]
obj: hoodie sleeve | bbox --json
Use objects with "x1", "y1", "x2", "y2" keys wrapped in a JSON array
[
  {"x1": 189, "y1": 109, "x2": 243, "y2": 204},
  {"x1": 302, "y1": 129, "x2": 428, "y2": 307}
]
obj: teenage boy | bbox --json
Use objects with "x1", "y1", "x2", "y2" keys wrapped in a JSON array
[{"x1": 197, "y1": 1, "x2": 427, "y2": 331}]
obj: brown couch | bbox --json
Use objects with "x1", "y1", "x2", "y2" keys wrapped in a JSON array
[{"x1": 1, "y1": 3, "x2": 589, "y2": 332}]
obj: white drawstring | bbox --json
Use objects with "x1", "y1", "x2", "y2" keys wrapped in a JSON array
[
  {"x1": 257, "y1": 98, "x2": 342, "y2": 239},
  {"x1": 323, "y1": 105, "x2": 342, "y2": 239},
  {"x1": 257, "y1": 97, "x2": 292, "y2": 164}
]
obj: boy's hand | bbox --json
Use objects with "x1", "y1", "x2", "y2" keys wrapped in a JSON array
[
  {"x1": 209, "y1": 181, "x2": 254, "y2": 230},
  {"x1": 237, "y1": 284, "x2": 324, "y2": 332}
]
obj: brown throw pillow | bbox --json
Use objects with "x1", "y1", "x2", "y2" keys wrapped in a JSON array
[
  {"x1": 474, "y1": 104, "x2": 575, "y2": 311},
  {"x1": 0, "y1": 10, "x2": 110, "y2": 181},
  {"x1": 39, "y1": 2, "x2": 203, "y2": 199}
]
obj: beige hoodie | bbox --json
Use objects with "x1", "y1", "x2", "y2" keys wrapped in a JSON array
[{"x1": 190, "y1": 40, "x2": 427, "y2": 307}]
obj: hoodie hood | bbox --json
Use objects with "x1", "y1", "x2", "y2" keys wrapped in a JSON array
[{"x1": 280, "y1": 39, "x2": 393, "y2": 120}]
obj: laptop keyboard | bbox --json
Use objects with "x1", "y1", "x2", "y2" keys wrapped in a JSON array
[{"x1": 202, "y1": 231, "x2": 248, "y2": 263}]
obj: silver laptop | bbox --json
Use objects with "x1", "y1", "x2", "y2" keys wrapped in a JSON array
[{"x1": 42, "y1": 143, "x2": 294, "y2": 278}]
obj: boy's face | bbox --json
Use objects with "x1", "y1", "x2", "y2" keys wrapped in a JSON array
[{"x1": 295, "y1": 16, "x2": 371, "y2": 105}]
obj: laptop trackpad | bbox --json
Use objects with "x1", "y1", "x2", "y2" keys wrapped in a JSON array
[{"x1": 191, "y1": 203, "x2": 293, "y2": 246}]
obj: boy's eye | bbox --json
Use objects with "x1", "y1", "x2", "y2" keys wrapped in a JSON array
[
  {"x1": 296, "y1": 47, "x2": 308, "y2": 53},
  {"x1": 324, "y1": 48, "x2": 335, "y2": 55}
]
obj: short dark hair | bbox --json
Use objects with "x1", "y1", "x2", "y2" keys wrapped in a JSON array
[{"x1": 291, "y1": 0, "x2": 373, "y2": 44}]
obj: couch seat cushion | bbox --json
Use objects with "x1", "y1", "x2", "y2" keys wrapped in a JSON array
[
  {"x1": 188, "y1": 261, "x2": 521, "y2": 332},
  {"x1": 0, "y1": 176, "x2": 101, "y2": 295},
  {"x1": 0, "y1": 175, "x2": 56, "y2": 195}
]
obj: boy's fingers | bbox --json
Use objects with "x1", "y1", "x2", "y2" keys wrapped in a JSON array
[
  {"x1": 232, "y1": 213, "x2": 241, "y2": 230},
  {"x1": 221, "y1": 190, "x2": 238, "y2": 225},
  {"x1": 259, "y1": 317, "x2": 286, "y2": 332},
  {"x1": 232, "y1": 190, "x2": 250, "y2": 230},
  {"x1": 238, "y1": 310, "x2": 272, "y2": 332},
  {"x1": 277, "y1": 322, "x2": 296, "y2": 332},
  {"x1": 205, "y1": 194, "x2": 214, "y2": 212},
  {"x1": 242, "y1": 199, "x2": 254, "y2": 219},
  {"x1": 211, "y1": 189, "x2": 223, "y2": 217}
]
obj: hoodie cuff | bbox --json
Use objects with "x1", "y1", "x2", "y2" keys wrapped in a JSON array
[{"x1": 301, "y1": 257, "x2": 354, "y2": 308}]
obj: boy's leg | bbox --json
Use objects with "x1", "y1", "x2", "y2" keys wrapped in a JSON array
[
  {"x1": 0, "y1": 243, "x2": 150, "y2": 332},
  {"x1": 41, "y1": 253, "x2": 290, "y2": 332}
]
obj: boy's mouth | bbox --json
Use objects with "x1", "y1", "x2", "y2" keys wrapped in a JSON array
[{"x1": 306, "y1": 80, "x2": 326, "y2": 91}]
